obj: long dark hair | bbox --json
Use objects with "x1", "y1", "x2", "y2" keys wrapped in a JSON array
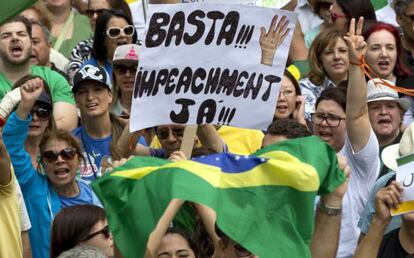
[
  {"x1": 92, "y1": 9, "x2": 137, "y2": 62},
  {"x1": 336, "y1": 0, "x2": 376, "y2": 27},
  {"x1": 50, "y1": 205, "x2": 107, "y2": 258}
]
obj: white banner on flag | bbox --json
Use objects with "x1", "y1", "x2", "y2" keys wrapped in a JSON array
[{"x1": 130, "y1": 3, "x2": 296, "y2": 131}]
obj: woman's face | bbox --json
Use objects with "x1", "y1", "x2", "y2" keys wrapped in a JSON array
[
  {"x1": 320, "y1": 38, "x2": 349, "y2": 79},
  {"x1": 275, "y1": 75, "x2": 297, "y2": 120},
  {"x1": 87, "y1": 0, "x2": 111, "y2": 31},
  {"x1": 156, "y1": 233, "x2": 196, "y2": 258},
  {"x1": 83, "y1": 219, "x2": 114, "y2": 257},
  {"x1": 329, "y1": 1, "x2": 348, "y2": 31},
  {"x1": 104, "y1": 17, "x2": 134, "y2": 61},
  {"x1": 28, "y1": 104, "x2": 51, "y2": 138},
  {"x1": 313, "y1": 99, "x2": 346, "y2": 152},
  {"x1": 113, "y1": 64, "x2": 138, "y2": 94},
  {"x1": 365, "y1": 29, "x2": 397, "y2": 81},
  {"x1": 42, "y1": 139, "x2": 79, "y2": 188}
]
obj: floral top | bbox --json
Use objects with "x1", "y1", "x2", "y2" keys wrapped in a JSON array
[{"x1": 299, "y1": 77, "x2": 336, "y2": 122}]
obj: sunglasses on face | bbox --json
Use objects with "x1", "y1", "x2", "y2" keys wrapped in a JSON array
[
  {"x1": 405, "y1": 14, "x2": 414, "y2": 24},
  {"x1": 85, "y1": 8, "x2": 107, "y2": 19},
  {"x1": 41, "y1": 148, "x2": 77, "y2": 163},
  {"x1": 156, "y1": 127, "x2": 185, "y2": 140},
  {"x1": 30, "y1": 107, "x2": 51, "y2": 121},
  {"x1": 114, "y1": 65, "x2": 138, "y2": 75},
  {"x1": 85, "y1": 225, "x2": 111, "y2": 241},
  {"x1": 106, "y1": 25, "x2": 135, "y2": 39},
  {"x1": 330, "y1": 11, "x2": 348, "y2": 22}
]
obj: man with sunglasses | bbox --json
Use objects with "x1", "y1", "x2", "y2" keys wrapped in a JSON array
[{"x1": 0, "y1": 15, "x2": 78, "y2": 131}]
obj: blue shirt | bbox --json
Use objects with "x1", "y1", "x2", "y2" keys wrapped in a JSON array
[
  {"x1": 72, "y1": 127, "x2": 112, "y2": 182},
  {"x1": 60, "y1": 180, "x2": 101, "y2": 207}
]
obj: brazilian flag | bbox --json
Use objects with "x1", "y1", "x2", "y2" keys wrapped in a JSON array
[
  {"x1": 0, "y1": 1, "x2": 36, "y2": 25},
  {"x1": 92, "y1": 136, "x2": 345, "y2": 258}
]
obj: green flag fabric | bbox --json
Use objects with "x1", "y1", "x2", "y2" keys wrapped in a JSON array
[
  {"x1": 0, "y1": 0, "x2": 36, "y2": 25},
  {"x1": 371, "y1": 0, "x2": 388, "y2": 10},
  {"x1": 91, "y1": 136, "x2": 345, "y2": 258}
]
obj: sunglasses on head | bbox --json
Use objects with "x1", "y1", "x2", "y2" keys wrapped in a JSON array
[
  {"x1": 85, "y1": 225, "x2": 111, "y2": 241},
  {"x1": 156, "y1": 127, "x2": 185, "y2": 140},
  {"x1": 41, "y1": 148, "x2": 77, "y2": 163},
  {"x1": 85, "y1": 8, "x2": 107, "y2": 18},
  {"x1": 106, "y1": 25, "x2": 135, "y2": 39},
  {"x1": 330, "y1": 11, "x2": 348, "y2": 22},
  {"x1": 30, "y1": 106, "x2": 51, "y2": 121},
  {"x1": 114, "y1": 65, "x2": 138, "y2": 75}
]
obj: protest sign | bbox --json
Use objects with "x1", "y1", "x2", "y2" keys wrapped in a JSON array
[
  {"x1": 130, "y1": 3, "x2": 296, "y2": 131},
  {"x1": 391, "y1": 153, "x2": 414, "y2": 216}
]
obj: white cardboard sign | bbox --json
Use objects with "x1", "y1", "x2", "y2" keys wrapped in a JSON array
[
  {"x1": 130, "y1": 3, "x2": 296, "y2": 131},
  {"x1": 391, "y1": 153, "x2": 414, "y2": 216}
]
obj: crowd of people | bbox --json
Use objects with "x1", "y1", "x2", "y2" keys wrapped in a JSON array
[{"x1": 1, "y1": 0, "x2": 414, "y2": 257}]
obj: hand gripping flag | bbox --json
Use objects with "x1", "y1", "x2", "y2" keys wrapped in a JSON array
[{"x1": 91, "y1": 136, "x2": 345, "y2": 258}]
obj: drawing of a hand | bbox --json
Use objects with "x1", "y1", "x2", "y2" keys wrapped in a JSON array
[{"x1": 260, "y1": 15, "x2": 290, "y2": 66}]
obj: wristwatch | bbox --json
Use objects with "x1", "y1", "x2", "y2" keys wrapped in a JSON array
[{"x1": 317, "y1": 201, "x2": 342, "y2": 216}]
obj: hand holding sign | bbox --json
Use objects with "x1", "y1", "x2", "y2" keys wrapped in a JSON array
[
  {"x1": 375, "y1": 181, "x2": 403, "y2": 221},
  {"x1": 260, "y1": 15, "x2": 290, "y2": 66}
]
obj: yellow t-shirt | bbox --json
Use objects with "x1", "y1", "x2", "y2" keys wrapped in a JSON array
[
  {"x1": 217, "y1": 126, "x2": 264, "y2": 155},
  {"x1": 0, "y1": 166, "x2": 23, "y2": 258},
  {"x1": 150, "y1": 126, "x2": 264, "y2": 155}
]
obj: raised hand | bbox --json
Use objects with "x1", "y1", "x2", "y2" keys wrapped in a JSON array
[
  {"x1": 343, "y1": 17, "x2": 367, "y2": 64},
  {"x1": 260, "y1": 15, "x2": 290, "y2": 66},
  {"x1": 292, "y1": 95, "x2": 306, "y2": 126},
  {"x1": 16, "y1": 78, "x2": 44, "y2": 119}
]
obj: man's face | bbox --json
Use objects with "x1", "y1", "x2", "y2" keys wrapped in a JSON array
[
  {"x1": 398, "y1": 2, "x2": 414, "y2": 42},
  {"x1": 156, "y1": 125, "x2": 185, "y2": 158},
  {"x1": 30, "y1": 24, "x2": 50, "y2": 66},
  {"x1": 0, "y1": 22, "x2": 32, "y2": 66},
  {"x1": 368, "y1": 100, "x2": 402, "y2": 141}
]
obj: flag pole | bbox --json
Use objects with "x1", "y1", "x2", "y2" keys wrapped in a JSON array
[{"x1": 142, "y1": 0, "x2": 148, "y2": 24}]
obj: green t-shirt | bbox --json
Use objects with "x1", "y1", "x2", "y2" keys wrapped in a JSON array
[
  {"x1": 51, "y1": 12, "x2": 92, "y2": 58},
  {"x1": 0, "y1": 66, "x2": 75, "y2": 104}
]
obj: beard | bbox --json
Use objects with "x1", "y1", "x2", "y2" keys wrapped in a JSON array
[{"x1": 0, "y1": 47, "x2": 31, "y2": 66}]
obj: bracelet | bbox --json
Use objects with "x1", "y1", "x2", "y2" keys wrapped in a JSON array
[{"x1": 317, "y1": 201, "x2": 342, "y2": 216}]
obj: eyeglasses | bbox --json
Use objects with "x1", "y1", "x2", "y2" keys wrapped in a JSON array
[
  {"x1": 311, "y1": 113, "x2": 346, "y2": 127},
  {"x1": 234, "y1": 243, "x2": 252, "y2": 257},
  {"x1": 85, "y1": 8, "x2": 107, "y2": 18},
  {"x1": 41, "y1": 148, "x2": 77, "y2": 163},
  {"x1": 157, "y1": 127, "x2": 185, "y2": 140},
  {"x1": 330, "y1": 11, "x2": 348, "y2": 23},
  {"x1": 84, "y1": 225, "x2": 111, "y2": 241},
  {"x1": 114, "y1": 65, "x2": 138, "y2": 75},
  {"x1": 106, "y1": 25, "x2": 135, "y2": 39},
  {"x1": 279, "y1": 89, "x2": 296, "y2": 97},
  {"x1": 30, "y1": 107, "x2": 51, "y2": 121}
]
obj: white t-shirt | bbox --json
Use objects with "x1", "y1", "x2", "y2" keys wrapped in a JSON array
[
  {"x1": 294, "y1": 0, "x2": 322, "y2": 34},
  {"x1": 337, "y1": 130, "x2": 380, "y2": 258}
]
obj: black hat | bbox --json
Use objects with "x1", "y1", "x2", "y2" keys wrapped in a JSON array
[{"x1": 72, "y1": 64, "x2": 112, "y2": 93}]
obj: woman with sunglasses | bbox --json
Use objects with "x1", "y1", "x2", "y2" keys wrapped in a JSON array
[
  {"x1": 2, "y1": 78, "x2": 101, "y2": 258},
  {"x1": 329, "y1": 0, "x2": 376, "y2": 32},
  {"x1": 81, "y1": 9, "x2": 137, "y2": 83},
  {"x1": 110, "y1": 44, "x2": 140, "y2": 118},
  {"x1": 67, "y1": 0, "x2": 133, "y2": 83},
  {"x1": 50, "y1": 204, "x2": 114, "y2": 258},
  {"x1": 300, "y1": 27, "x2": 349, "y2": 123},
  {"x1": 312, "y1": 18, "x2": 380, "y2": 258}
]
